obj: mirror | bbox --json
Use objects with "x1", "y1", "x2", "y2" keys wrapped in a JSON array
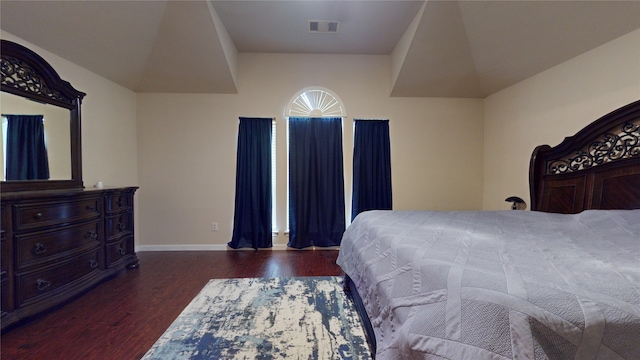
[
  {"x1": 2, "y1": 92, "x2": 72, "y2": 180},
  {"x1": 1, "y1": 40, "x2": 85, "y2": 192}
]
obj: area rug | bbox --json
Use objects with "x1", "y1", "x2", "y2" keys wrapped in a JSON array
[{"x1": 142, "y1": 276, "x2": 371, "y2": 359}]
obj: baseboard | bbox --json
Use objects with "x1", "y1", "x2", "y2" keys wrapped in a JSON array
[
  {"x1": 136, "y1": 244, "x2": 291, "y2": 252},
  {"x1": 135, "y1": 244, "x2": 342, "y2": 252}
]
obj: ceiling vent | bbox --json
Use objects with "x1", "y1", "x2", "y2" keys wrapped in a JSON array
[{"x1": 309, "y1": 20, "x2": 340, "y2": 33}]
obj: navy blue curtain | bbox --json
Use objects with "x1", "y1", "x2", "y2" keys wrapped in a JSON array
[
  {"x1": 352, "y1": 119, "x2": 392, "y2": 220},
  {"x1": 5, "y1": 114, "x2": 50, "y2": 180},
  {"x1": 288, "y1": 117, "x2": 345, "y2": 249},
  {"x1": 228, "y1": 117, "x2": 273, "y2": 250}
]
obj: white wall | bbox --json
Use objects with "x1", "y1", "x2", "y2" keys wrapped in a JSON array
[
  {"x1": 137, "y1": 53, "x2": 484, "y2": 249},
  {"x1": 10, "y1": 27, "x2": 635, "y2": 249},
  {"x1": 483, "y1": 29, "x2": 640, "y2": 210}
]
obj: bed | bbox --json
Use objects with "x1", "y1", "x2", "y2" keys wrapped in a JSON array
[{"x1": 337, "y1": 100, "x2": 640, "y2": 360}]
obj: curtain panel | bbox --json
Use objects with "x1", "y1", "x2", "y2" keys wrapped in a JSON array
[
  {"x1": 288, "y1": 117, "x2": 345, "y2": 249},
  {"x1": 228, "y1": 117, "x2": 273, "y2": 250},
  {"x1": 351, "y1": 119, "x2": 392, "y2": 220},
  {"x1": 5, "y1": 114, "x2": 50, "y2": 180}
]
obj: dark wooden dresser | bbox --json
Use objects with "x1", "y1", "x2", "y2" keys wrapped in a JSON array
[{"x1": 0, "y1": 186, "x2": 139, "y2": 331}]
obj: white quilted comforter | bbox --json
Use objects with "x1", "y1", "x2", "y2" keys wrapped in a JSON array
[{"x1": 336, "y1": 210, "x2": 640, "y2": 360}]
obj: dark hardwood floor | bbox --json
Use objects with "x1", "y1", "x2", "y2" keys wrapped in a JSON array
[{"x1": 1, "y1": 250, "x2": 344, "y2": 359}]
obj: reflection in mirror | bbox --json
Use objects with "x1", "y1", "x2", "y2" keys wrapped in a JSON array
[
  {"x1": 1, "y1": 39, "x2": 85, "y2": 192},
  {"x1": 1, "y1": 92, "x2": 71, "y2": 181}
]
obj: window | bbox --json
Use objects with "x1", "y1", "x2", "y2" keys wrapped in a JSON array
[
  {"x1": 271, "y1": 119, "x2": 277, "y2": 232},
  {"x1": 283, "y1": 86, "x2": 348, "y2": 229},
  {"x1": 285, "y1": 87, "x2": 346, "y2": 118},
  {"x1": 284, "y1": 87, "x2": 348, "y2": 248},
  {"x1": 229, "y1": 117, "x2": 273, "y2": 250}
]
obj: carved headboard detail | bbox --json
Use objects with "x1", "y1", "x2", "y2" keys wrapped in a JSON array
[
  {"x1": 546, "y1": 119, "x2": 640, "y2": 175},
  {"x1": 530, "y1": 99, "x2": 640, "y2": 213}
]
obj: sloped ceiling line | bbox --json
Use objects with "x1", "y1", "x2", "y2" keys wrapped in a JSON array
[
  {"x1": 207, "y1": 0, "x2": 239, "y2": 90},
  {"x1": 1, "y1": 0, "x2": 639, "y2": 97},
  {"x1": 390, "y1": 1, "x2": 426, "y2": 96}
]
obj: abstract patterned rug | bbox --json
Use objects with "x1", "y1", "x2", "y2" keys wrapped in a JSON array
[{"x1": 142, "y1": 276, "x2": 371, "y2": 359}]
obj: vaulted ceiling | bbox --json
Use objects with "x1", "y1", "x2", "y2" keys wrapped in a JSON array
[{"x1": 2, "y1": 0, "x2": 639, "y2": 98}]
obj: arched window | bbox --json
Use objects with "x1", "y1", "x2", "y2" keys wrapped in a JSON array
[
  {"x1": 285, "y1": 87, "x2": 347, "y2": 118},
  {"x1": 284, "y1": 87, "x2": 346, "y2": 248}
]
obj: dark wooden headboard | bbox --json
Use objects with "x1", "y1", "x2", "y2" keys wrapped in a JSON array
[{"x1": 529, "y1": 99, "x2": 640, "y2": 213}]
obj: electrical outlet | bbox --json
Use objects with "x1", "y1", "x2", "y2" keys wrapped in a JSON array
[{"x1": 211, "y1": 222, "x2": 218, "y2": 231}]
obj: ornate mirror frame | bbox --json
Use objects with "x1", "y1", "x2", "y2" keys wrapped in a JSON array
[{"x1": 1, "y1": 39, "x2": 85, "y2": 192}]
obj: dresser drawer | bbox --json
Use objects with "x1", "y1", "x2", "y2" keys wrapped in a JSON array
[
  {"x1": 15, "y1": 249, "x2": 101, "y2": 308},
  {"x1": 1, "y1": 237, "x2": 7, "y2": 275},
  {"x1": 104, "y1": 192, "x2": 133, "y2": 215},
  {"x1": 1, "y1": 187, "x2": 138, "y2": 331},
  {"x1": 1, "y1": 277, "x2": 9, "y2": 315},
  {"x1": 15, "y1": 221, "x2": 101, "y2": 270},
  {"x1": 14, "y1": 197, "x2": 101, "y2": 232},
  {"x1": 105, "y1": 236, "x2": 134, "y2": 268},
  {"x1": 105, "y1": 213, "x2": 133, "y2": 242},
  {"x1": 1, "y1": 202, "x2": 8, "y2": 275},
  {"x1": 1, "y1": 203, "x2": 7, "y2": 234}
]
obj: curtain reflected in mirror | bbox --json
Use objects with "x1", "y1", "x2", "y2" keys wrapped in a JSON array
[
  {"x1": 3, "y1": 114, "x2": 49, "y2": 180},
  {"x1": 1, "y1": 92, "x2": 71, "y2": 181}
]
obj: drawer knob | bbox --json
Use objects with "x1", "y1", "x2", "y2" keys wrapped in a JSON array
[
  {"x1": 119, "y1": 246, "x2": 126, "y2": 256},
  {"x1": 32, "y1": 242, "x2": 47, "y2": 255},
  {"x1": 117, "y1": 222, "x2": 126, "y2": 231},
  {"x1": 34, "y1": 212, "x2": 43, "y2": 220},
  {"x1": 86, "y1": 205, "x2": 96, "y2": 211},
  {"x1": 85, "y1": 231, "x2": 98, "y2": 240},
  {"x1": 36, "y1": 279, "x2": 51, "y2": 291},
  {"x1": 89, "y1": 259, "x2": 99, "y2": 269}
]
